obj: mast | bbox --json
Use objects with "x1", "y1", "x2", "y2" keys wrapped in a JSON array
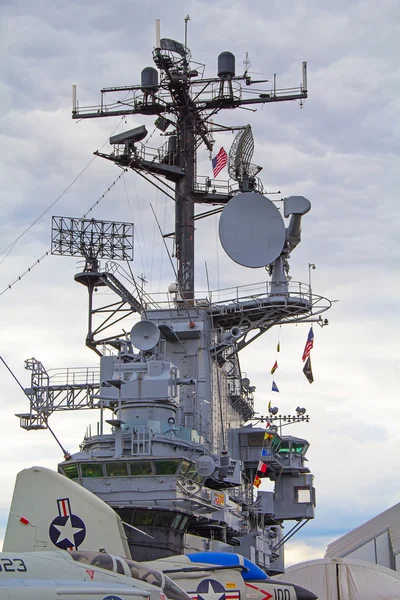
[
  {"x1": 174, "y1": 81, "x2": 196, "y2": 300},
  {"x1": 70, "y1": 19, "x2": 308, "y2": 302}
]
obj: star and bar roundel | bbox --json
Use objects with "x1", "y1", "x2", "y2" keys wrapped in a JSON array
[
  {"x1": 189, "y1": 579, "x2": 240, "y2": 600},
  {"x1": 49, "y1": 497, "x2": 86, "y2": 550}
]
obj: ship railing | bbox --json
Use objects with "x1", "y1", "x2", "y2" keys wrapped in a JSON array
[
  {"x1": 208, "y1": 280, "x2": 308, "y2": 303},
  {"x1": 110, "y1": 140, "x2": 169, "y2": 164},
  {"x1": 46, "y1": 367, "x2": 100, "y2": 386},
  {"x1": 194, "y1": 175, "x2": 264, "y2": 196},
  {"x1": 73, "y1": 81, "x2": 306, "y2": 119},
  {"x1": 143, "y1": 280, "x2": 311, "y2": 309}
]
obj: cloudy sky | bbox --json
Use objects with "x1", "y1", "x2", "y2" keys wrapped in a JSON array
[{"x1": 0, "y1": 0, "x2": 399, "y2": 568}]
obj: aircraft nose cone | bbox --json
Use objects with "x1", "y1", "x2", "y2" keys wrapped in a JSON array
[
  {"x1": 268, "y1": 579, "x2": 318, "y2": 600},
  {"x1": 292, "y1": 583, "x2": 318, "y2": 600}
]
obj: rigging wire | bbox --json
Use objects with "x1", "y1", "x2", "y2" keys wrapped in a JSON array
[
  {"x1": 158, "y1": 193, "x2": 169, "y2": 293},
  {"x1": 0, "y1": 118, "x2": 124, "y2": 266},
  {"x1": 149, "y1": 203, "x2": 192, "y2": 323},
  {"x1": 150, "y1": 188, "x2": 159, "y2": 286},
  {"x1": 124, "y1": 170, "x2": 150, "y2": 281},
  {"x1": 0, "y1": 169, "x2": 128, "y2": 297}
]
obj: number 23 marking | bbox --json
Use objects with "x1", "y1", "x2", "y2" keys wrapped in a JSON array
[{"x1": 0, "y1": 558, "x2": 27, "y2": 572}]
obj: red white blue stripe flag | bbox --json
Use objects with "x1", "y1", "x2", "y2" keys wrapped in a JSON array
[
  {"x1": 212, "y1": 147, "x2": 228, "y2": 178},
  {"x1": 302, "y1": 327, "x2": 314, "y2": 362}
]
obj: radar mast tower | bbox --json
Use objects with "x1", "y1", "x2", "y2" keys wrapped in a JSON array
[{"x1": 71, "y1": 18, "x2": 308, "y2": 300}]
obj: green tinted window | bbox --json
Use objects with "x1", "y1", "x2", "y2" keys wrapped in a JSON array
[
  {"x1": 277, "y1": 441, "x2": 291, "y2": 454},
  {"x1": 105, "y1": 462, "x2": 128, "y2": 476},
  {"x1": 129, "y1": 461, "x2": 153, "y2": 476},
  {"x1": 156, "y1": 511, "x2": 173, "y2": 527},
  {"x1": 178, "y1": 516, "x2": 189, "y2": 531},
  {"x1": 134, "y1": 511, "x2": 155, "y2": 526},
  {"x1": 271, "y1": 436, "x2": 280, "y2": 452},
  {"x1": 292, "y1": 443, "x2": 305, "y2": 454},
  {"x1": 154, "y1": 460, "x2": 180, "y2": 475},
  {"x1": 172, "y1": 514, "x2": 183, "y2": 529},
  {"x1": 179, "y1": 459, "x2": 191, "y2": 476},
  {"x1": 193, "y1": 473, "x2": 204, "y2": 483},
  {"x1": 62, "y1": 464, "x2": 79, "y2": 479},
  {"x1": 81, "y1": 463, "x2": 104, "y2": 477}
]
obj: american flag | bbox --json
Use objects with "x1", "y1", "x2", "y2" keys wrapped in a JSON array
[
  {"x1": 302, "y1": 327, "x2": 314, "y2": 362},
  {"x1": 212, "y1": 147, "x2": 228, "y2": 177}
]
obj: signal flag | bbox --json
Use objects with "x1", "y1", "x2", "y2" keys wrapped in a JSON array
[
  {"x1": 302, "y1": 327, "x2": 314, "y2": 362},
  {"x1": 253, "y1": 475, "x2": 262, "y2": 488},
  {"x1": 257, "y1": 460, "x2": 268, "y2": 474},
  {"x1": 303, "y1": 356, "x2": 314, "y2": 384}
]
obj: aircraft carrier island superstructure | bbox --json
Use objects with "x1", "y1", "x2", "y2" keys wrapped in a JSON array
[{"x1": 17, "y1": 22, "x2": 331, "y2": 574}]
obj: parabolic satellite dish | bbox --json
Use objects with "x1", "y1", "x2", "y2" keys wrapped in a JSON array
[
  {"x1": 130, "y1": 320, "x2": 160, "y2": 351},
  {"x1": 218, "y1": 192, "x2": 286, "y2": 268}
]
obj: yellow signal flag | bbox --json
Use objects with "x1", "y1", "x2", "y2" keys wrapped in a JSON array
[{"x1": 253, "y1": 475, "x2": 262, "y2": 488}]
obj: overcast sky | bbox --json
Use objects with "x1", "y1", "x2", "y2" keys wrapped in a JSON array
[{"x1": 0, "y1": 0, "x2": 399, "y2": 568}]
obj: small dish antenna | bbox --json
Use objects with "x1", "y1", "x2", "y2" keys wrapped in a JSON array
[
  {"x1": 130, "y1": 320, "x2": 160, "y2": 351},
  {"x1": 219, "y1": 191, "x2": 285, "y2": 268}
]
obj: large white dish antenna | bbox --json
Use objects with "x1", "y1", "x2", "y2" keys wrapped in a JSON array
[
  {"x1": 130, "y1": 320, "x2": 160, "y2": 351},
  {"x1": 218, "y1": 192, "x2": 285, "y2": 268}
]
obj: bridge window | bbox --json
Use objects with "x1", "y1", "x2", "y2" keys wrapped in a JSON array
[
  {"x1": 179, "y1": 516, "x2": 189, "y2": 530},
  {"x1": 293, "y1": 442, "x2": 309, "y2": 455},
  {"x1": 178, "y1": 459, "x2": 191, "y2": 476},
  {"x1": 154, "y1": 459, "x2": 180, "y2": 475},
  {"x1": 270, "y1": 436, "x2": 280, "y2": 452},
  {"x1": 172, "y1": 514, "x2": 183, "y2": 529},
  {"x1": 134, "y1": 511, "x2": 155, "y2": 526},
  {"x1": 156, "y1": 511, "x2": 174, "y2": 527},
  {"x1": 129, "y1": 461, "x2": 153, "y2": 476},
  {"x1": 61, "y1": 463, "x2": 79, "y2": 479},
  {"x1": 185, "y1": 462, "x2": 197, "y2": 480},
  {"x1": 277, "y1": 441, "x2": 291, "y2": 454},
  {"x1": 105, "y1": 462, "x2": 129, "y2": 476},
  {"x1": 248, "y1": 433, "x2": 265, "y2": 446},
  {"x1": 81, "y1": 463, "x2": 104, "y2": 477}
]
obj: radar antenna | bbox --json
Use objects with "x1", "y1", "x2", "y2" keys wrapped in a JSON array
[{"x1": 228, "y1": 125, "x2": 262, "y2": 191}]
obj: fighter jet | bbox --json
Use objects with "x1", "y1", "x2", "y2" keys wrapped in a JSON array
[{"x1": 1, "y1": 467, "x2": 316, "y2": 600}]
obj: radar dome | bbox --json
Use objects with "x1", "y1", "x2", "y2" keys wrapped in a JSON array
[
  {"x1": 141, "y1": 67, "x2": 159, "y2": 92},
  {"x1": 218, "y1": 52, "x2": 235, "y2": 78}
]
